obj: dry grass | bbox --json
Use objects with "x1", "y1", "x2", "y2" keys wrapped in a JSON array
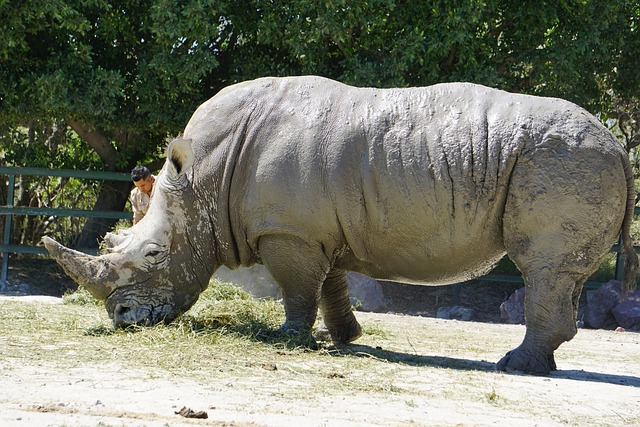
[
  {"x1": 1, "y1": 280, "x2": 496, "y2": 399},
  {"x1": 1, "y1": 279, "x2": 639, "y2": 426}
]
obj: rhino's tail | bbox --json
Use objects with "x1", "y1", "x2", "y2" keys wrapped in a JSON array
[{"x1": 620, "y1": 156, "x2": 638, "y2": 298}]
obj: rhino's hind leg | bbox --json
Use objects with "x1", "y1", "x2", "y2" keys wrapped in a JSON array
[
  {"x1": 258, "y1": 234, "x2": 329, "y2": 335},
  {"x1": 318, "y1": 268, "x2": 362, "y2": 344},
  {"x1": 497, "y1": 145, "x2": 627, "y2": 375},
  {"x1": 496, "y1": 272, "x2": 585, "y2": 375},
  {"x1": 499, "y1": 146, "x2": 623, "y2": 375}
]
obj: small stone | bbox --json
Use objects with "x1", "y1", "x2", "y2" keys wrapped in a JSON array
[{"x1": 175, "y1": 406, "x2": 208, "y2": 419}]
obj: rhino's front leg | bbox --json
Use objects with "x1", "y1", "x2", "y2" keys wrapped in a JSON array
[
  {"x1": 319, "y1": 268, "x2": 362, "y2": 344},
  {"x1": 258, "y1": 235, "x2": 329, "y2": 334}
]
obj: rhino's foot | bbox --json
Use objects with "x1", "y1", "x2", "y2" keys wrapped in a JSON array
[
  {"x1": 279, "y1": 320, "x2": 311, "y2": 335},
  {"x1": 330, "y1": 320, "x2": 363, "y2": 344},
  {"x1": 278, "y1": 322, "x2": 318, "y2": 348},
  {"x1": 315, "y1": 319, "x2": 362, "y2": 344},
  {"x1": 496, "y1": 346, "x2": 557, "y2": 375}
]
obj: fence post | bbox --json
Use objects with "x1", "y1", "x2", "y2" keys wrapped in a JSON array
[{"x1": 1, "y1": 174, "x2": 15, "y2": 290}]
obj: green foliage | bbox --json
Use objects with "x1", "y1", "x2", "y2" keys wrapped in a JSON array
[
  {"x1": 0, "y1": 125, "x2": 109, "y2": 247},
  {"x1": 2, "y1": 124, "x2": 101, "y2": 170},
  {"x1": 2, "y1": 0, "x2": 638, "y2": 159},
  {"x1": 2, "y1": 0, "x2": 637, "y2": 140},
  {"x1": 218, "y1": 0, "x2": 639, "y2": 105},
  {"x1": 0, "y1": 0, "x2": 638, "y2": 247},
  {"x1": 0, "y1": 0, "x2": 228, "y2": 178}
]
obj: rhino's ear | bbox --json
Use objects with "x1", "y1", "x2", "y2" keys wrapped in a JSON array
[{"x1": 166, "y1": 137, "x2": 194, "y2": 179}]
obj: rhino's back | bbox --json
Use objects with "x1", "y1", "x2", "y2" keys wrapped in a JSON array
[
  {"x1": 325, "y1": 81, "x2": 529, "y2": 282},
  {"x1": 192, "y1": 76, "x2": 622, "y2": 284}
]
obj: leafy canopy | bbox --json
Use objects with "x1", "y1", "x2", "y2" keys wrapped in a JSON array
[{"x1": 0, "y1": 1, "x2": 638, "y2": 246}]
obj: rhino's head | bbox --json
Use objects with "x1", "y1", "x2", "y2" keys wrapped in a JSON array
[{"x1": 44, "y1": 137, "x2": 217, "y2": 327}]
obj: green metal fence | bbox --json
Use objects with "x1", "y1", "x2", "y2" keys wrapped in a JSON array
[{"x1": 0, "y1": 166, "x2": 132, "y2": 290}]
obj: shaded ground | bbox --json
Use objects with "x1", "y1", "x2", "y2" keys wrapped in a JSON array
[
  {"x1": 379, "y1": 280, "x2": 521, "y2": 323},
  {"x1": 1, "y1": 257, "x2": 78, "y2": 297},
  {"x1": 2, "y1": 258, "x2": 520, "y2": 323}
]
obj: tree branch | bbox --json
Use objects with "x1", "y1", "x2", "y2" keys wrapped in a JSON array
[
  {"x1": 628, "y1": 133, "x2": 640, "y2": 152},
  {"x1": 67, "y1": 120, "x2": 118, "y2": 170}
]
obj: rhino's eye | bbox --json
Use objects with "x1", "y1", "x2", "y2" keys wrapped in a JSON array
[{"x1": 143, "y1": 243, "x2": 165, "y2": 258}]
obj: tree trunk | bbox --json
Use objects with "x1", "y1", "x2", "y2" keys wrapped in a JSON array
[
  {"x1": 75, "y1": 180, "x2": 132, "y2": 249},
  {"x1": 67, "y1": 120, "x2": 135, "y2": 249}
]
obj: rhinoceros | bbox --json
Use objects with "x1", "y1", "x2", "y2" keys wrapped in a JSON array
[{"x1": 44, "y1": 75, "x2": 637, "y2": 375}]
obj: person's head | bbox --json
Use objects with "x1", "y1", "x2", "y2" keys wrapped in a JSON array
[{"x1": 131, "y1": 166, "x2": 154, "y2": 195}]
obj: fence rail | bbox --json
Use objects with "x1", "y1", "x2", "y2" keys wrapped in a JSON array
[{"x1": 0, "y1": 167, "x2": 131, "y2": 290}]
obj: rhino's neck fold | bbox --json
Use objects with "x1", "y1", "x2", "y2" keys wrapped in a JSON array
[{"x1": 189, "y1": 105, "x2": 263, "y2": 271}]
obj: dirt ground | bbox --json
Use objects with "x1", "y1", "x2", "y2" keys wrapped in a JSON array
[
  {"x1": 1, "y1": 259, "x2": 639, "y2": 426},
  {"x1": 1, "y1": 298, "x2": 639, "y2": 427}
]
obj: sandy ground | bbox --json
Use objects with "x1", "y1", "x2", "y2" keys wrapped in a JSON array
[{"x1": 1, "y1": 295, "x2": 639, "y2": 427}]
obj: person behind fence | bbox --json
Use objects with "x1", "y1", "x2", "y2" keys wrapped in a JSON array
[{"x1": 130, "y1": 165, "x2": 155, "y2": 225}]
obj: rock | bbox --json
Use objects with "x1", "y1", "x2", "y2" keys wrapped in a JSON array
[
  {"x1": 175, "y1": 406, "x2": 208, "y2": 419},
  {"x1": 436, "y1": 306, "x2": 474, "y2": 321},
  {"x1": 612, "y1": 290, "x2": 640, "y2": 331},
  {"x1": 347, "y1": 272, "x2": 389, "y2": 312},
  {"x1": 214, "y1": 265, "x2": 282, "y2": 299},
  {"x1": 500, "y1": 287, "x2": 525, "y2": 324},
  {"x1": 584, "y1": 280, "x2": 621, "y2": 329},
  {"x1": 214, "y1": 265, "x2": 390, "y2": 313}
]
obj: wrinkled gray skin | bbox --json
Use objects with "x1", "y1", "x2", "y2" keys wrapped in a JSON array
[{"x1": 44, "y1": 76, "x2": 638, "y2": 375}]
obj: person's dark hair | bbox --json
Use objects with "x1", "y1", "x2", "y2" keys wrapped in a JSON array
[{"x1": 131, "y1": 166, "x2": 151, "y2": 182}]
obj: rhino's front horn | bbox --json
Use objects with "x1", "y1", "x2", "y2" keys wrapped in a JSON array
[{"x1": 42, "y1": 236, "x2": 115, "y2": 300}]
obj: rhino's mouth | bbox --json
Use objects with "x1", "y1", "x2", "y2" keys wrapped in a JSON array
[
  {"x1": 105, "y1": 288, "x2": 178, "y2": 328},
  {"x1": 104, "y1": 285, "x2": 201, "y2": 329},
  {"x1": 110, "y1": 302, "x2": 177, "y2": 328}
]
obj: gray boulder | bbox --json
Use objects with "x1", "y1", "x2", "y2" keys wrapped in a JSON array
[
  {"x1": 612, "y1": 290, "x2": 640, "y2": 331},
  {"x1": 214, "y1": 265, "x2": 282, "y2": 299},
  {"x1": 347, "y1": 272, "x2": 389, "y2": 312},
  {"x1": 584, "y1": 280, "x2": 621, "y2": 329},
  {"x1": 214, "y1": 266, "x2": 390, "y2": 313},
  {"x1": 500, "y1": 287, "x2": 526, "y2": 324}
]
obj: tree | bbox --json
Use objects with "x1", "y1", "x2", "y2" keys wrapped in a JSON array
[
  {"x1": 1, "y1": 0, "x2": 638, "y2": 247},
  {"x1": 221, "y1": 0, "x2": 639, "y2": 165},
  {"x1": 0, "y1": 1, "x2": 227, "y2": 247},
  {"x1": 222, "y1": 1, "x2": 639, "y2": 99}
]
